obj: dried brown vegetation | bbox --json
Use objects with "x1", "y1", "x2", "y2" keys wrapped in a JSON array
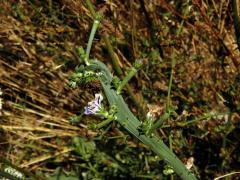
[{"x1": 0, "y1": 0, "x2": 240, "y2": 179}]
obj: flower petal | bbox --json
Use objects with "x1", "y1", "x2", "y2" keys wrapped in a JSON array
[{"x1": 84, "y1": 93, "x2": 103, "y2": 115}]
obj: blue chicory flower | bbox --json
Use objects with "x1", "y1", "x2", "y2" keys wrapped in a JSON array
[{"x1": 84, "y1": 93, "x2": 103, "y2": 115}]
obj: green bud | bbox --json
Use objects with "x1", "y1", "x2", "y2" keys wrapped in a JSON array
[{"x1": 133, "y1": 59, "x2": 143, "y2": 69}]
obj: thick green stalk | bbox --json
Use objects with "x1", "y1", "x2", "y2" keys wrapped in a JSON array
[{"x1": 89, "y1": 60, "x2": 198, "y2": 180}]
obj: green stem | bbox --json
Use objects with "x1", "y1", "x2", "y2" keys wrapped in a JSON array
[
  {"x1": 149, "y1": 112, "x2": 170, "y2": 133},
  {"x1": 117, "y1": 67, "x2": 139, "y2": 94},
  {"x1": 48, "y1": 0, "x2": 52, "y2": 16},
  {"x1": 103, "y1": 35, "x2": 123, "y2": 76},
  {"x1": 179, "y1": 112, "x2": 230, "y2": 126},
  {"x1": 93, "y1": 117, "x2": 114, "y2": 129},
  {"x1": 86, "y1": 0, "x2": 97, "y2": 18},
  {"x1": 85, "y1": 15, "x2": 101, "y2": 65},
  {"x1": 167, "y1": 50, "x2": 176, "y2": 110},
  {"x1": 104, "y1": 34, "x2": 146, "y2": 114},
  {"x1": 103, "y1": 35, "x2": 145, "y2": 113}
]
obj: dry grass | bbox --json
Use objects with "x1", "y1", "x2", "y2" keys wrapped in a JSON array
[
  {"x1": 0, "y1": 0, "x2": 239, "y2": 179},
  {"x1": 0, "y1": 0, "x2": 96, "y2": 171}
]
